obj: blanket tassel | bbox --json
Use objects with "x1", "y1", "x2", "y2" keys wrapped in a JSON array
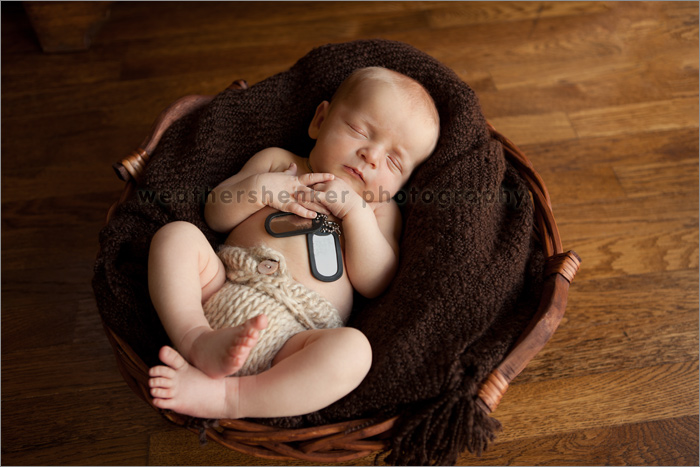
[{"x1": 385, "y1": 389, "x2": 501, "y2": 465}]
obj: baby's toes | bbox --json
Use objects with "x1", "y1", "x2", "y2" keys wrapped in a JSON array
[
  {"x1": 149, "y1": 364, "x2": 176, "y2": 379},
  {"x1": 158, "y1": 345, "x2": 188, "y2": 370},
  {"x1": 250, "y1": 314, "x2": 268, "y2": 331},
  {"x1": 234, "y1": 334, "x2": 255, "y2": 348},
  {"x1": 227, "y1": 344, "x2": 247, "y2": 361},
  {"x1": 152, "y1": 395, "x2": 178, "y2": 412},
  {"x1": 150, "y1": 386, "x2": 174, "y2": 399},
  {"x1": 149, "y1": 376, "x2": 173, "y2": 389}
]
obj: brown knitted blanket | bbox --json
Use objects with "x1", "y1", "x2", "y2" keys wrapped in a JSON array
[{"x1": 93, "y1": 39, "x2": 544, "y2": 465}]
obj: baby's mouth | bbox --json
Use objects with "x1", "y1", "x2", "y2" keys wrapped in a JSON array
[{"x1": 343, "y1": 166, "x2": 364, "y2": 183}]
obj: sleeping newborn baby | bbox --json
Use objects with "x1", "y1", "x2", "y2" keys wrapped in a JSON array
[{"x1": 146, "y1": 66, "x2": 440, "y2": 420}]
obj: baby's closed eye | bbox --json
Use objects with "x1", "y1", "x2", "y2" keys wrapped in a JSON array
[
  {"x1": 387, "y1": 154, "x2": 402, "y2": 172},
  {"x1": 346, "y1": 122, "x2": 367, "y2": 138}
]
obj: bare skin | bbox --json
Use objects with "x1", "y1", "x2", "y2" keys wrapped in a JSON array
[
  {"x1": 149, "y1": 345, "x2": 235, "y2": 418},
  {"x1": 182, "y1": 314, "x2": 269, "y2": 378},
  {"x1": 150, "y1": 325, "x2": 373, "y2": 419}
]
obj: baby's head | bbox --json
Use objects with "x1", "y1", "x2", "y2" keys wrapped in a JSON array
[{"x1": 308, "y1": 67, "x2": 440, "y2": 202}]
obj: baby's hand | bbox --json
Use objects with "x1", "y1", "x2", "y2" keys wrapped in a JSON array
[
  {"x1": 298, "y1": 178, "x2": 364, "y2": 220},
  {"x1": 258, "y1": 163, "x2": 334, "y2": 218}
]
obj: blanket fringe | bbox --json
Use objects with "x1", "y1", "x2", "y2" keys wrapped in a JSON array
[{"x1": 385, "y1": 390, "x2": 501, "y2": 465}]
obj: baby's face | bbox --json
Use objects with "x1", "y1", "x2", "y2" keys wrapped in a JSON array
[{"x1": 308, "y1": 80, "x2": 439, "y2": 203}]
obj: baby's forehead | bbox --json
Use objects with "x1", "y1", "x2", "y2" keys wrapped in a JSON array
[
  {"x1": 369, "y1": 71, "x2": 439, "y2": 130},
  {"x1": 349, "y1": 75, "x2": 438, "y2": 125},
  {"x1": 336, "y1": 68, "x2": 436, "y2": 111}
]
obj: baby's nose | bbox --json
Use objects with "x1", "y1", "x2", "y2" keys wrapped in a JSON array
[{"x1": 360, "y1": 146, "x2": 382, "y2": 166}]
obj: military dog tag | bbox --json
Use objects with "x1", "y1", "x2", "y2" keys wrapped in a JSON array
[
  {"x1": 265, "y1": 212, "x2": 343, "y2": 282},
  {"x1": 307, "y1": 230, "x2": 343, "y2": 282}
]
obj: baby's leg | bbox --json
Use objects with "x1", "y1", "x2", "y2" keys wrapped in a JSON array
[
  {"x1": 148, "y1": 327, "x2": 372, "y2": 419},
  {"x1": 240, "y1": 327, "x2": 372, "y2": 417},
  {"x1": 148, "y1": 221, "x2": 267, "y2": 378}
]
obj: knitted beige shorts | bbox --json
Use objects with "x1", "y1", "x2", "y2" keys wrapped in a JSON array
[{"x1": 203, "y1": 244, "x2": 344, "y2": 376}]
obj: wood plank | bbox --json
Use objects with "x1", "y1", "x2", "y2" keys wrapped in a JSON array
[
  {"x1": 424, "y1": 2, "x2": 696, "y2": 70},
  {"x1": 1, "y1": 55, "x2": 122, "y2": 93},
  {"x1": 570, "y1": 227, "x2": 698, "y2": 281},
  {"x1": 554, "y1": 190, "x2": 698, "y2": 243},
  {"x1": 487, "y1": 112, "x2": 577, "y2": 145},
  {"x1": 1, "y1": 165, "x2": 125, "y2": 203},
  {"x1": 570, "y1": 98, "x2": 699, "y2": 138},
  {"x1": 563, "y1": 269, "x2": 698, "y2": 330},
  {"x1": 491, "y1": 58, "x2": 644, "y2": 91},
  {"x1": 531, "y1": 151, "x2": 698, "y2": 206},
  {"x1": 1, "y1": 190, "x2": 118, "y2": 229},
  {"x1": 1, "y1": 300, "x2": 78, "y2": 354},
  {"x1": 522, "y1": 128, "x2": 698, "y2": 171},
  {"x1": 614, "y1": 158, "x2": 699, "y2": 198},
  {"x1": 485, "y1": 15, "x2": 698, "y2": 91},
  {"x1": 480, "y1": 51, "x2": 699, "y2": 118},
  {"x1": 427, "y1": 1, "x2": 611, "y2": 29},
  {"x1": 2, "y1": 229, "x2": 107, "y2": 272},
  {"x1": 1, "y1": 341, "x2": 125, "y2": 401},
  {"x1": 1, "y1": 262, "x2": 98, "y2": 309},
  {"x1": 1, "y1": 110, "x2": 133, "y2": 164},
  {"x1": 99, "y1": 2, "x2": 432, "y2": 44},
  {"x1": 520, "y1": 308, "x2": 698, "y2": 382},
  {"x1": 534, "y1": 165, "x2": 626, "y2": 205},
  {"x1": 0, "y1": 76, "x2": 210, "y2": 120},
  {"x1": 1, "y1": 385, "x2": 169, "y2": 455},
  {"x1": 464, "y1": 416, "x2": 699, "y2": 466},
  {"x1": 1, "y1": 434, "x2": 151, "y2": 466},
  {"x1": 492, "y1": 361, "x2": 699, "y2": 442}
]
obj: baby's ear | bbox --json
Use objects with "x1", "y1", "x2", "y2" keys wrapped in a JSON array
[{"x1": 308, "y1": 101, "x2": 330, "y2": 139}]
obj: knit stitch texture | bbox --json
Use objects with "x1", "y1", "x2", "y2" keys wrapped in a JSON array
[{"x1": 204, "y1": 244, "x2": 343, "y2": 376}]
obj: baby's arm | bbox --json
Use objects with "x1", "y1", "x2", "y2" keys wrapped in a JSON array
[
  {"x1": 342, "y1": 199, "x2": 401, "y2": 298},
  {"x1": 307, "y1": 179, "x2": 400, "y2": 298},
  {"x1": 205, "y1": 148, "x2": 333, "y2": 233}
]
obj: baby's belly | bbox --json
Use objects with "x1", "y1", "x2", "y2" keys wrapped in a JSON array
[{"x1": 223, "y1": 207, "x2": 354, "y2": 322}]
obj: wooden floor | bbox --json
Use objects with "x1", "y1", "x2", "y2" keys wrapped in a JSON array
[{"x1": 2, "y1": 1, "x2": 698, "y2": 465}]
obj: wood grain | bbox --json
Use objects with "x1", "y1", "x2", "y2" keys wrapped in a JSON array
[
  {"x1": 1, "y1": 1, "x2": 697, "y2": 465},
  {"x1": 467, "y1": 416, "x2": 699, "y2": 466},
  {"x1": 493, "y1": 361, "x2": 699, "y2": 442}
]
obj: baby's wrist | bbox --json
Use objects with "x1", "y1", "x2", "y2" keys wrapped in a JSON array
[
  {"x1": 342, "y1": 198, "x2": 373, "y2": 223},
  {"x1": 246, "y1": 174, "x2": 267, "y2": 209}
]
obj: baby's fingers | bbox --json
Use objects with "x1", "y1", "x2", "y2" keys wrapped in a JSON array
[
  {"x1": 293, "y1": 189, "x2": 330, "y2": 214},
  {"x1": 294, "y1": 196, "x2": 331, "y2": 216},
  {"x1": 283, "y1": 201, "x2": 321, "y2": 219},
  {"x1": 298, "y1": 171, "x2": 334, "y2": 186}
]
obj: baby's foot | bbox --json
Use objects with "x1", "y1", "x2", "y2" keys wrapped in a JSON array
[
  {"x1": 149, "y1": 346, "x2": 240, "y2": 419},
  {"x1": 187, "y1": 314, "x2": 268, "y2": 378}
]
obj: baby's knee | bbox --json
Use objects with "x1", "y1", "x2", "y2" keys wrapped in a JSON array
[
  {"x1": 151, "y1": 221, "x2": 202, "y2": 248},
  {"x1": 153, "y1": 220, "x2": 198, "y2": 239},
  {"x1": 335, "y1": 327, "x2": 372, "y2": 380}
]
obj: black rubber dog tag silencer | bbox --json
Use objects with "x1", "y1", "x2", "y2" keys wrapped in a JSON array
[{"x1": 307, "y1": 232, "x2": 343, "y2": 282}]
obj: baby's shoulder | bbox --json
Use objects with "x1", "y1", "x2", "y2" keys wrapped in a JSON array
[{"x1": 252, "y1": 147, "x2": 302, "y2": 172}]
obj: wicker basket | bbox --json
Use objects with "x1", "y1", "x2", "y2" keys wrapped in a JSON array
[{"x1": 102, "y1": 80, "x2": 580, "y2": 463}]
